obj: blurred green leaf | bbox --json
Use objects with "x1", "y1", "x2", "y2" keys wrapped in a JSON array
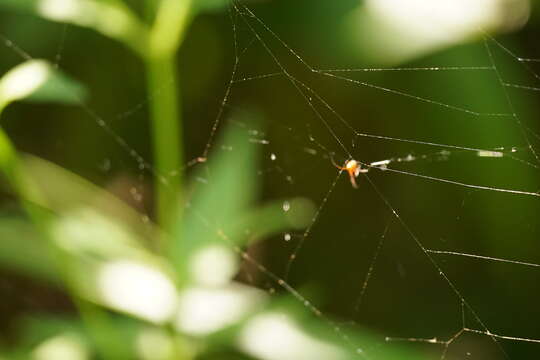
[
  {"x1": 228, "y1": 197, "x2": 316, "y2": 246},
  {"x1": 0, "y1": 215, "x2": 59, "y2": 283},
  {"x1": 0, "y1": 0, "x2": 148, "y2": 55},
  {"x1": 175, "y1": 282, "x2": 267, "y2": 338},
  {"x1": 182, "y1": 286, "x2": 432, "y2": 360},
  {"x1": 31, "y1": 332, "x2": 90, "y2": 360},
  {"x1": 0, "y1": 315, "x2": 89, "y2": 360},
  {"x1": 170, "y1": 118, "x2": 257, "y2": 284},
  {"x1": 16, "y1": 314, "x2": 148, "y2": 360},
  {"x1": 23, "y1": 64, "x2": 86, "y2": 105},
  {"x1": 18, "y1": 156, "x2": 181, "y2": 325},
  {"x1": 21, "y1": 154, "x2": 159, "y2": 247},
  {"x1": 0, "y1": 60, "x2": 86, "y2": 110},
  {"x1": 170, "y1": 117, "x2": 315, "y2": 287},
  {"x1": 17, "y1": 315, "x2": 86, "y2": 349},
  {"x1": 231, "y1": 297, "x2": 433, "y2": 360}
]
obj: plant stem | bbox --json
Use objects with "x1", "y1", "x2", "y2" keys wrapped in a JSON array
[
  {"x1": 146, "y1": 54, "x2": 182, "y2": 233},
  {"x1": 146, "y1": 13, "x2": 193, "y2": 357},
  {"x1": 146, "y1": 0, "x2": 194, "y2": 234}
]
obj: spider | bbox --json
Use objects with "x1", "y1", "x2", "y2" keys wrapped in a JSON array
[{"x1": 333, "y1": 159, "x2": 369, "y2": 188}]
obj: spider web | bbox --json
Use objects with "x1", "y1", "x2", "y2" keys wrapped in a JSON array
[{"x1": 2, "y1": 1, "x2": 540, "y2": 359}]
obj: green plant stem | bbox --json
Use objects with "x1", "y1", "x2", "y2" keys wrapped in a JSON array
[
  {"x1": 145, "y1": 3, "x2": 194, "y2": 357},
  {"x1": 145, "y1": 0, "x2": 194, "y2": 234},
  {"x1": 150, "y1": 0, "x2": 194, "y2": 57},
  {"x1": 146, "y1": 54, "x2": 182, "y2": 234}
]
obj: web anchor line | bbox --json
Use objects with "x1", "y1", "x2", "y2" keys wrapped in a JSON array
[
  {"x1": 426, "y1": 250, "x2": 540, "y2": 268},
  {"x1": 483, "y1": 37, "x2": 540, "y2": 166},
  {"x1": 352, "y1": 222, "x2": 389, "y2": 317}
]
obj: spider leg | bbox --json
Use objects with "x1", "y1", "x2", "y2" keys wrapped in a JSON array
[
  {"x1": 330, "y1": 154, "x2": 346, "y2": 170},
  {"x1": 349, "y1": 173, "x2": 358, "y2": 188}
]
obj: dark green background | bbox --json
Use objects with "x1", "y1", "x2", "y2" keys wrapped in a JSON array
[{"x1": 1, "y1": 1, "x2": 539, "y2": 359}]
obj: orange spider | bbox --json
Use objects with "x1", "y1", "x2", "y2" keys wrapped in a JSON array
[{"x1": 334, "y1": 159, "x2": 369, "y2": 188}]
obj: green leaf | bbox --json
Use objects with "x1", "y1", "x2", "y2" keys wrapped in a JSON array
[
  {"x1": 12, "y1": 314, "x2": 176, "y2": 360},
  {"x1": 21, "y1": 154, "x2": 159, "y2": 246},
  {"x1": 0, "y1": 215, "x2": 59, "y2": 283},
  {"x1": 234, "y1": 298, "x2": 433, "y2": 360},
  {"x1": 16, "y1": 315, "x2": 87, "y2": 350},
  {"x1": 0, "y1": 155, "x2": 182, "y2": 326},
  {"x1": 0, "y1": 60, "x2": 86, "y2": 108},
  {"x1": 0, "y1": 0, "x2": 148, "y2": 55},
  {"x1": 18, "y1": 156, "x2": 181, "y2": 324},
  {"x1": 170, "y1": 118, "x2": 258, "y2": 285},
  {"x1": 228, "y1": 198, "x2": 316, "y2": 247},
  {"x1": 170, "y1": 117, "x2": 315, "y2": 287},
  {"x1": 14, "y1": 313, "x2": 134, "y2": 360}
]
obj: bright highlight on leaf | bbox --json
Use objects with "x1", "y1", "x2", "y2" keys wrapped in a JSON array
[
  {"x1": 189, "y1": 244, "x2": 238, "y2": 286},
  {"x1": 38, "y1": 0, "x2": 133, "y2": 38},
  {"x1": 352, "y1": 0, "x2": 530, "y2": 62},
  {"x1": 175, "y1": 283, "x2": 265, "y2": 336},
  {"x1": 0, "y1": 60, "x2": 49, "y2": 104},
  {"x1": 238, "y1": 312, "x2": 348, "y2": 360},
  {"x1": 0, "y1": 59, "x2": 85, "y2": 110},
  {"x1": 32, "y1": 333, "x2": 89, "y2": 360},
  {"x1": 97, "y1": 260, "x2": 178, "y2": 324},
  {"x1": 50, "y1": 208, "x2": 141, "y2": 256},
  {"x1": 135, "y1": 328, "x2": 175, "y2": 360},
  {"x1": 37, "y1": 0, "x2": 82, "y2": 21}
]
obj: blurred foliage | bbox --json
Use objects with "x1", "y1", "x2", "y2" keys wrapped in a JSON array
[{"x1": 0, "y1": 55, "x2": 426, "y2": 359}]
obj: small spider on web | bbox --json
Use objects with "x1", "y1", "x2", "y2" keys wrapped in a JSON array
[{"x1": 332, "y1": 158, "x2": 369, "y2": 188}]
